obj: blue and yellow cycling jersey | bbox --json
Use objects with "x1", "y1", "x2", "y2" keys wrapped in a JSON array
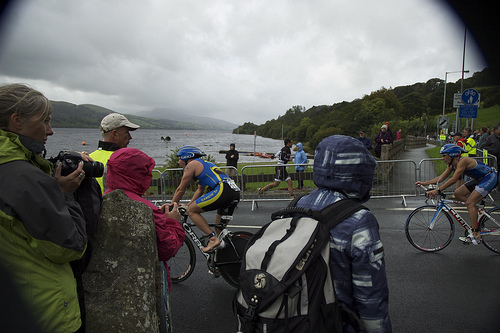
[
  {"x1": 193, "y1": 158, "x2": 230, "y2": 190},
  {"x1": 192, "y1": 159, "x2": 240, "y2": 213}
]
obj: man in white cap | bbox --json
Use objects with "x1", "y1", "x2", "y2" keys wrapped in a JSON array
[{"x1": 89, "y1": 113, "x2": 140, "y2": 191}]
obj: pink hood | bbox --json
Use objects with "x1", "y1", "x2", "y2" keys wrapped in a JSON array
[
  {"x1": 106, "y1": 148, "x2": 155, "y2": 196},
  {"x1": 104, "y1": 147, "x2": 185, "y2": 291}
]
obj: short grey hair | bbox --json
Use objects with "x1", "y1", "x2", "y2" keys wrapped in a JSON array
[{"x1": 0, "y1": 83, "x2": 52, "y2": 129}]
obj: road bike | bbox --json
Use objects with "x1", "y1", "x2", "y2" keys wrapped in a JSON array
[
  {"x1": 405, "y1": 185, "x2": 500, "y2": 254},
  {"x1": 168, "y1": 202, "x2": 253, "y2": 287}
]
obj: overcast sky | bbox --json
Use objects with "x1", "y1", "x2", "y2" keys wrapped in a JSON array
[{"x1": 0, "y1": 0, "x2": 487, "y2": 125}]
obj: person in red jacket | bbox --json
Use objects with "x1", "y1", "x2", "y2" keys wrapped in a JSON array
[
  {"x1": 104, "y1": 148, "x2": 185, "y2": 290},
  {"x1": 452, "y1": 132, "x2": 468, "y2": 153},
  {"x1": 452, "y1": 132, "x2": 468, "y2": 189}
]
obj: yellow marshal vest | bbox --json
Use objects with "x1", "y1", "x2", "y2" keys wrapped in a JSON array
[{"x1": 89, "y1": 149, "x2": 114, "y2": 192}]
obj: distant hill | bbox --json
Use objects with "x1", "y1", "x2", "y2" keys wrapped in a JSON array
[
  {"x1": 50, "y1": 102, "x2": 235, "y2": 131},
  {"x1": 135, "y1": 107, "x2": 237, "y2": 131}
]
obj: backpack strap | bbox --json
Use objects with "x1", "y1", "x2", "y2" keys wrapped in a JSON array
[
  {"x1": 265, "y1": 198, "x2": 366, "y2": 272},
  {"x1": 269, "y1": 195, "x2": 309, "y2": 220},
  {"x1": 287, "y1": 195, "x2": 303, "y2": 208},
  {"x1": 270, "y1": 206, "x2": 313, "y2": 220},
  {"x1": 261, "y1": 214, "x2": 302, "y2": 271},
  {"x1": 317, "y1": 199, "x2": 367, "y2": 230}
]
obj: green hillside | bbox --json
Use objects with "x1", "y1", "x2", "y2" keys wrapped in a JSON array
[{"x1": 235, "y1": 68, "x2": 500, "y2": 149}]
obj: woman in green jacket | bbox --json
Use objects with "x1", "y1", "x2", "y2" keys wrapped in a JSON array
[{"x1": 0, "y1": 84, "x2": 89, "y2": 332}]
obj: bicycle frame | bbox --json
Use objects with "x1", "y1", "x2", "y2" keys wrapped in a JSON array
[
  {"x1": 180, "y1": 218, "x2": 210, "y2": 260},
  {"x1": 178, "y1": 208, "x2": 236, "y2": 258},
  {"x1": 428, "y1": 199, "x2": 472, "y2": 230},
  {"x1": 429, "y1": 199, "x2": 500, "y2": 236},
  {"x1": 406, "y1": 185, "x2": 500, "y2": 253},
  {"x1": 169, "y1": 206, "x2": 253, "y2": 287}
]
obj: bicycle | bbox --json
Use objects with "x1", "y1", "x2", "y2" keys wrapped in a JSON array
[
  {"x1": 404, "y1": 184, "x2": 500, "y2": 254},
  {"x1": 168, "y1": 201, "x2": 253, "y2": 287}
]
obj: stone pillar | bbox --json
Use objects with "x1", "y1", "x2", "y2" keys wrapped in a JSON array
[{"x1": 83, "y1": 189, "x2": 161, "y2": 333}]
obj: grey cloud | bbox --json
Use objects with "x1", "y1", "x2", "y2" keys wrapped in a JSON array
[{"x1": 0, "y1": 0, "x2": 487, "y2": 125}]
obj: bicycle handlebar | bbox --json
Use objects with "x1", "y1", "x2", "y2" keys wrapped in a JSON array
[
  {"x1": 416, "y1": 184, "x2": 429, "y2": 191},
  {"x1": 178, "y1": 206, "x2": 188, "y2": 217},
  {"x1": 417, "y1": 184, "x2": 446, "y2": 199}
]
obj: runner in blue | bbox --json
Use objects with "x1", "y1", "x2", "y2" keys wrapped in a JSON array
[
  {"x1": 165, "y1": 146, "x2": 240, "y2": 252},
  {"x1": 416, "y1": 144, "x2": 498, "y2": 244}
]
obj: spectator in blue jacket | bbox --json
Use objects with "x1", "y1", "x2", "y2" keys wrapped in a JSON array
[
  {"x1": 356, "y1": 130, "x2": 372, "y2": 150},
  {"x1": 293, "y1": 142, "x2": 308, "y2": 189},
  {"x1": 295, "y1": 135, "x2": 392, "y2": 332}
]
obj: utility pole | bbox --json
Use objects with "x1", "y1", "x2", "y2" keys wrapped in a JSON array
[{"x1": 458, "y1": 26, "x2": 467, "y2": 131}]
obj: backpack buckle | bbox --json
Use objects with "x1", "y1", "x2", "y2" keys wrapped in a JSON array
[{"x1": 244, "y1": 296, "x2": 259, "y2": 320}]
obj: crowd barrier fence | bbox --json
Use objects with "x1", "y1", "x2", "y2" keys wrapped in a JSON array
[{"x1": 146, "y1": 156, "x2": 497, "y2": 208}]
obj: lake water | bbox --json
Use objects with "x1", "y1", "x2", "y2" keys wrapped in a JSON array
[{"x1": 46, "y1": 128, "x2": 286, "y2": 166}]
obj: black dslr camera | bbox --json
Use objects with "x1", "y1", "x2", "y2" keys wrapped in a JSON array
[{"x1": 49, "y1": 150, "x2": 104, "y2": 178}]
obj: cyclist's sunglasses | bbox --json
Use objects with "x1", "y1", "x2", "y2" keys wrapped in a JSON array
[{"x1": 441, "y1": 153, "x2": 449, "y2": 157}]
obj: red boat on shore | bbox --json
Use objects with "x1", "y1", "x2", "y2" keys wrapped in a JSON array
[{"x1": 252, "y1": 152, "x2": 272, "y2": 158}]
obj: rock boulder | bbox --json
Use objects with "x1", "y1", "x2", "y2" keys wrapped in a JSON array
[{"x1": 83, "y1": 189, "x2": 161, "y2": 332}]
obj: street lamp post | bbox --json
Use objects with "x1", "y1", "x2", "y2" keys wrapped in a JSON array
[{"x1": 442, "y1": 70, "x2": 470, "y2": 117}]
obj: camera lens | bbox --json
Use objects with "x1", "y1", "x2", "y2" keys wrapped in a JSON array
[{"x1": 82, "y1": 161, "x2": 104, "y2": 178}]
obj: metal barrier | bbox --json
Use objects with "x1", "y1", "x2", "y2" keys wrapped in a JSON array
[
  {"x1": 239, "y1": 163, "x2": 313, "y2": 201},
  {"x1": 149, "y1": 156, "x2": 497, "y2": 208},
  {"x1": 145, "y1": 169, "x2": 168, "y2": 203},
  {"x1": 370, "y1": 160, "x2": 418, "y2": 205},
  {"x1": 477, "y1": 148, "x2": 498, "y2": 169}
]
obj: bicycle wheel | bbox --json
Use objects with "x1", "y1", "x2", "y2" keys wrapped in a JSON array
[
  {"x1": 405, "y1": 205, "x2": 454, "y2": 252},
  {"x1": 480, "y1": 206, "x2": 500, "y2": 254},
  {"x1": 160, "y1": 262, "x2": 173, "y2": 333},
  {"x1": 169, "y1": 237, "x2": 196, "y2": 283},
  {"x1": 217, "y1": 231, "x2": 253, "y2": 288}
]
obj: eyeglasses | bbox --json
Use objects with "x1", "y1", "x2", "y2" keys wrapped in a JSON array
[{"x1": 441, "y1": 154, "x2": 449, "y2": 157}]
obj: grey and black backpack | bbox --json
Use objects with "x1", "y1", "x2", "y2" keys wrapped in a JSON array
[{"x1": 234, "y1": 198, "x2": 365, "y2": 333}]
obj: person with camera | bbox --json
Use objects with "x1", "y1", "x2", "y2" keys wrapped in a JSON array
[
  {"x1": 0, "y1": 83, "x2": 89, "y2": 333},
  {"x1": 90, "y1": 112, "x2": 140, "y2": 192},
  {"x1": 47, "y1": 151, "x2": 104, "y2": 333}
]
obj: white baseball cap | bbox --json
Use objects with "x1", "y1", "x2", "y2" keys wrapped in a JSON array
[{"x1": 100, "y1": 113, "x2": 140, "y2": 133}]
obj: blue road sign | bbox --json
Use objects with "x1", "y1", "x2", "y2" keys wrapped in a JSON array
[
  {"x1": 459, "y1": 104, "x2": 478, "y2": 118},
  {"x1": 462, "y1": 89, "x2": 479, "y2": 105}
]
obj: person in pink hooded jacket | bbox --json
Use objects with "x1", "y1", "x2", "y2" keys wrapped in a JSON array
[{"x1": 104, "y1": 147, "x2": 185, "y2": 290}]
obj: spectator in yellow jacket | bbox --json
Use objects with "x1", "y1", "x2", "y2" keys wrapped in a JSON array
[
  {"x1": 463, "y1": 127, "x2": 477, "y2": 157},
  {"x1": 89, "y1": 113, "x2": 139, "y2": 192}
]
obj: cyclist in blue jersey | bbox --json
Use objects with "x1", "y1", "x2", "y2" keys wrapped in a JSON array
[
  {"x1": 416, "y1": 144, "x2": 498, "y2": 244},
  {"x1": 164, "y1": 146, "x2": 240, "y2": 252}
]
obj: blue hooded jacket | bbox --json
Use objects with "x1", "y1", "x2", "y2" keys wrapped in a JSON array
[
  {"x1": 293, "y1": 142, "x2": 307, "y2": 171},
  {"x1": 296, "y1": 135, "x2": 392, "y2": 332}
]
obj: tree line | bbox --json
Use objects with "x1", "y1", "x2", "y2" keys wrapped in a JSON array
[{"x1": 234, "y1": 68, "x2": 500, "y2": 149}]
